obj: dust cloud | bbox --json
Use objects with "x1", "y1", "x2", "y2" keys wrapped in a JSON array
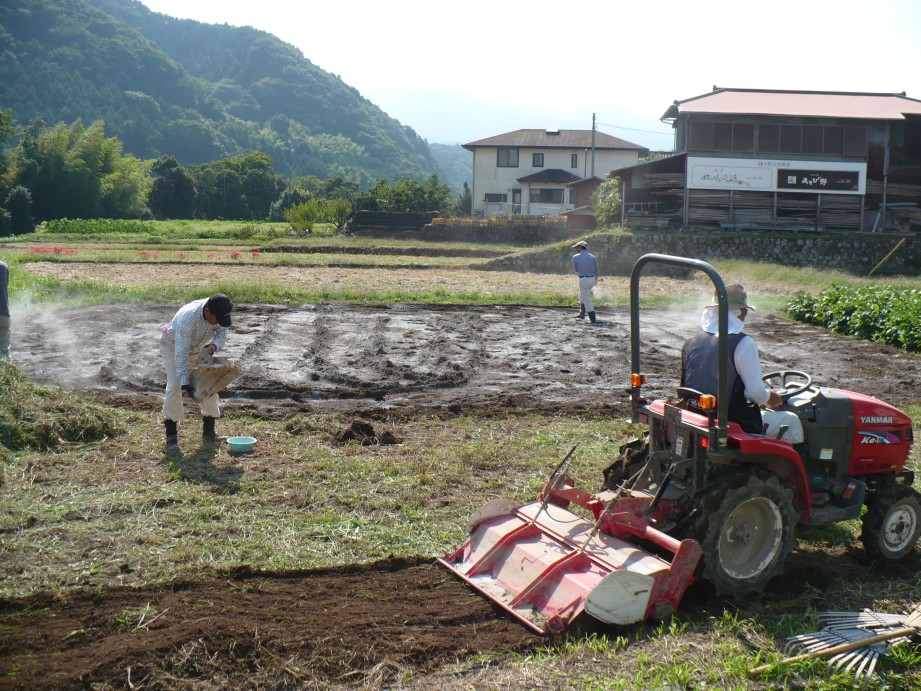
[{"x1": 11, "y1": 303, "x2": 921, "y2": 415}]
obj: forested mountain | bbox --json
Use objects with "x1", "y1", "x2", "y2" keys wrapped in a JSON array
[
  {"x1": 429, "y1": 144, "x2": 472, "y2": 193},
  {"x1": 0, "y1": 0, "x2": 440, "y2": 185}
]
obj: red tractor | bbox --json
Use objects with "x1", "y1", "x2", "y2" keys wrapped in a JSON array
[{"x1": 440, "y1": 254, "x2": 918, "y2": 633}]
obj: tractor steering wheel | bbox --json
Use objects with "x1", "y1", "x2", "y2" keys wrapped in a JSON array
[{"x1": 762, "y1": 370, "x2": 812, "y2": 400}]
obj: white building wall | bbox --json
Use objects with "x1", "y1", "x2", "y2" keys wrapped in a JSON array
[{"x1": 471, "y1": 146, "x2": 641, "y2": 217}]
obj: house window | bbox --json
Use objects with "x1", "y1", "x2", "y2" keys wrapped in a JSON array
[
  {"x1": 759, "y1": 124, "x2": 780, "y2": 153},
  {"x1": 571, "y1": 153, "x2": 578, "y2": 168},
  {"x1": 756, "y1": 123, "x2": 863, "y2": 156},
  {"x1": 732, "y1": 124, "x2": 754, "y2": 152},
  {"x1": 688, "y1": 121, "x2": 754, "y2": 153},
  {"x1": 823, "y1": 126, "x2": 843, "y2": 155},
  {"x1": 843, "y1": 126, "x2": 868, "y2": 156},
  {"x1": 802, "y1": 125, "x2": 823, "y2": 154},
  {"x1": 497, "y1": 148, "x2": 519, "y2": 167},
  {"x1": 529, "y1": 188, "x2": 563, "y2": 204},
  {"x1": 779, "y1": 125, "x2": 802, "y2": 153},
  {"x1": 568, "y1": 189, "x2": 576, "y2": 204},
  {"x1": 688, "y1": 121, "x2": 714, "y2": 150},
  {"x1": 533, "y1": 153, "x2": 544, "y2": 167},
  {"x1": 714, "y1": 123, "x2": 733, "y2": 151},
  {"x1": 484, "y1": 193, "x2": 507, "y2": 203}
]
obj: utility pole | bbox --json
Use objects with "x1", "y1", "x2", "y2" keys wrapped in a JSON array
[{"x1": 591, "y1": 113, "x2": 596, "y2": 177}]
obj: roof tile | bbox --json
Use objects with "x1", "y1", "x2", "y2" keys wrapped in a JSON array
[
  {"x1": 464, "y1": 129, "x2": 647, "y2": 151},
  {"x1": 665, "y1": 88, "x2": 921, "y2": 120}
]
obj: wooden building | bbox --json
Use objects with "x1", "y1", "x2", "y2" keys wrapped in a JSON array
[
  {"x1": 560, "y1": 176, "x2": 604, "y2": 231},
  {"x1": 614, "y1": 88, "x2": 921, "y2": 232}
]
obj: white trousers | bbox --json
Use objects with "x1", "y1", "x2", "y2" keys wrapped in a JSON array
[
  {"x1": 159, "y1": 336, "x2": 220, "y2": 422},
  {"x1": 578, "y1": 276, "x2": 597, "y2": 312},
  {"x1": 763, "y1": 409, "x2": 804, "y2": 443}
]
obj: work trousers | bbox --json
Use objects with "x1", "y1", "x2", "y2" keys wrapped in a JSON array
[
  {"x1": 762, "y1": 409, "x2": 804, "y2": 443},
  {"x1": 0, "y1": 315, "x2": 10, "y2": 360},
  {"x1": 159, "y1": 335, "x2": 220, "y2": 422},
  {"x1": 578, "y1": 276, "x2": 597, "y2": 313}
]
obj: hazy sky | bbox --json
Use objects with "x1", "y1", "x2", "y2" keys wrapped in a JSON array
[{"x1": 139, "y1": 0, "x2": 921, "y2": 151}]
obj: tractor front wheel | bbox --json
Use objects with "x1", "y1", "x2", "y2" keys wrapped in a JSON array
[
  {"x1": 860, "y1": 485, "x2": 921, "y2": 560},
  {"x1": 699, "y1": 475, "x2": 798, "y2": 598}
]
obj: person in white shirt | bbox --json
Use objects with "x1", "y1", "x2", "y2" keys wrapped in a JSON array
[
  {"x1": 159, "y1": 294, "x2": 233, "y2": 453},
  {"x1": 681, "y1": 284, "x2": 803, "y2": 443}
]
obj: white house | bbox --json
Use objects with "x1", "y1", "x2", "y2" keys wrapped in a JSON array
[{"x1": 463, "y1": 129, "x2": 648, "y2": 217}]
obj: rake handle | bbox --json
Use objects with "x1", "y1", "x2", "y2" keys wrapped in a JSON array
[{"x1": 749, "y1": 625, "x2": 916, "y2": 675}]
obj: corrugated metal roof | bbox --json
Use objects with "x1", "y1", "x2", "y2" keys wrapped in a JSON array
[
  {"x1": 561, "y1": 205, "x2": 595, "y2": 216},
  {"x1": 608, "y1": 152, "x2": 686, "y2": 177},
  {"x1": 567, "y1": 176, "x2": 605, "y2": 187},
  {"x1": 516, "y1": 169, "x2": 581, "y2": 184},
  {"x1": 463, "y1": 129, "x2": 647, "y2": 151},
  {"x1": 663, "y1": 88, "x2": 921, "y2": 121}
]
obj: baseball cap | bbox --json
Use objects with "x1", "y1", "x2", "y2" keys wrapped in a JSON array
[
  {"x1": 206, "y1": 293, "x2": 233, "y2": 327},
  {"x1": 572, "y1": 240, "x2": 588, "y2": 249}
]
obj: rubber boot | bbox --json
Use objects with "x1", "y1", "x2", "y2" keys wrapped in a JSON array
[
  {"x1": 202, "y1": 416, "x2": 220, "y2": 443},
  {"x1": 588, "y1": 311, "x2": 597, "y2": 324},
  {"x1": 164, "y1": 419, "x2": 180, "y2": 454},
  {"x1": 576, "y1": 303, "x2": 586, "y2": 319}
]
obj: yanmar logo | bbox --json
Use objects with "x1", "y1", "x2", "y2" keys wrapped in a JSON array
[{"x1": 860, "y1": 416, "x2": 893, "y2": 424}]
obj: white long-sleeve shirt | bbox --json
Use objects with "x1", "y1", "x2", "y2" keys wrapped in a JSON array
[
  {"x1": 699, "y1": 306, "x2": 770, "y2": 405},
  {"x1": 162, "y1": 298, "x2": 228, "y2": 386}
]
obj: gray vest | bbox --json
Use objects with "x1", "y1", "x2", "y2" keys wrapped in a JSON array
[{"x1": 681, "y1": 331, "x2": 763, "y2": 434}]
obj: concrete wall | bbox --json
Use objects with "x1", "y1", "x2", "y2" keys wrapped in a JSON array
[{"x1": 485, "y1": 231, "x2": 921, "y2": 277}]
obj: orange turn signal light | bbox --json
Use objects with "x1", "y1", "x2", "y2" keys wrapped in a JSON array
[
  {"x1": 699, "y1": 394, "x2": 716, "y2": 410},
  {"x1": 631, "y1": 373, "x2": 647, "y2": 387}
]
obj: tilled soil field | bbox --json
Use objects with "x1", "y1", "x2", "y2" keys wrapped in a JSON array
[
  {"x1": 10, "y1": 300, "x2": 921, "y2": 416},
  {"x1": 4, "y1": 279, "x2": 921, "y2": 688}
]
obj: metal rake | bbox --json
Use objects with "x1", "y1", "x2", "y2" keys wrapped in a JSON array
[{"x1": 750, "y1": 604, "x2": 921, "y2": 686}]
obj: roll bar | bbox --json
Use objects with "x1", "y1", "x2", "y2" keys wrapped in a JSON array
[{"x1": 629, "y1": 253, "x2": 730, "y2": 452}]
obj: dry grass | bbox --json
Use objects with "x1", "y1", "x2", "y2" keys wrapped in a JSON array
[{"x1": 22, "y1": 260, "x2": 578, "y2": 296}]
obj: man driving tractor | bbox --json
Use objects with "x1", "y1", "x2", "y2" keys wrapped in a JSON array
[{"x1": 681, "y1": 283, "x2": 803, "y2": 443}]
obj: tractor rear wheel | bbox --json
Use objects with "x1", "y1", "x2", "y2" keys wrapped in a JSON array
[
  {"x1": 699, "y1": 475, "x2": 798, "y2": 598},
  {"x1": 860, "y1": 485, "x2": 921, "y2": 560}
]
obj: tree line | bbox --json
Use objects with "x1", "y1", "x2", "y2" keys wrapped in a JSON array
[{"x1": 0, "y1": 112, "x2": 472, "y2": 236}]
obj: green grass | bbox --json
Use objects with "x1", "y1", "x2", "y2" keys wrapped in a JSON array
[
  {"x1": 10, "y1": 218, "x2": 524, "y2": 252},
  {"x1": 0, "y1": 409, "x2": 639, "y2": 598}
]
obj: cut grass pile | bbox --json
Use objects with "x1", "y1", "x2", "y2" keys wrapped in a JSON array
[{"x1": 0, "y1": 361, "x2": 126, "y2": 451}]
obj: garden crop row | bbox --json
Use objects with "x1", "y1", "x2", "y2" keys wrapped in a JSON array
[
  {"x1": 786, "y1": 284, "x2": 921, "y2": 352},
  {"x1": 39, "y1": 218, "x2": 153, "y2": 234}
]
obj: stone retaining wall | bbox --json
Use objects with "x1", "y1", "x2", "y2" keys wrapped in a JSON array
[{"x1": 486, "y1": 232, "x2": 921, "y2": 277}]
